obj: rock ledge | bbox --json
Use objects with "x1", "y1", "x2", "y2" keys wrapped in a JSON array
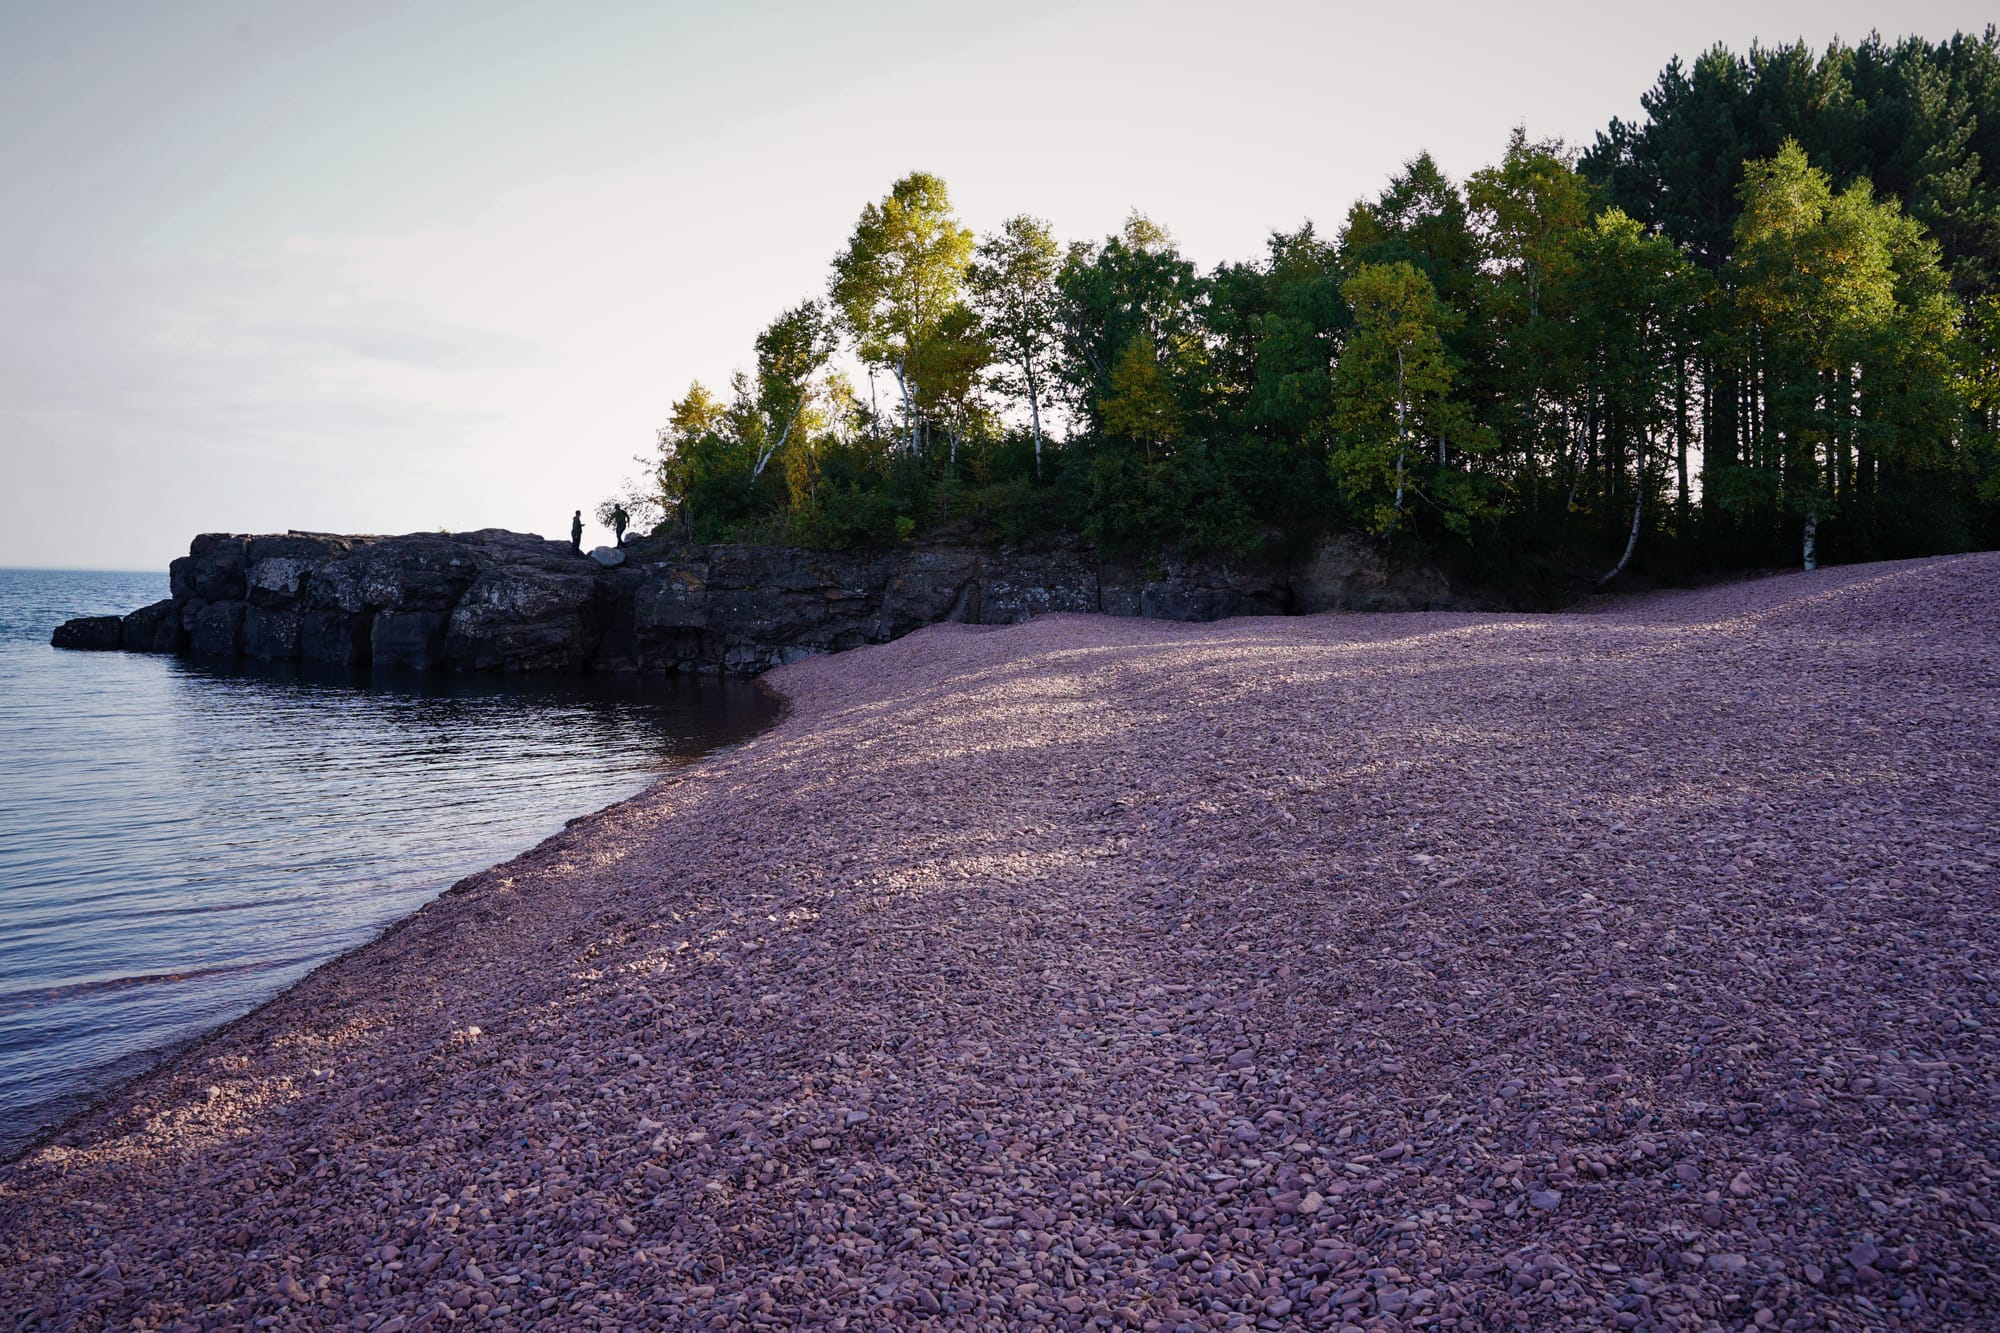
[{"x1": 52, "y1": 528, "x2": 1465, "y2": 673}]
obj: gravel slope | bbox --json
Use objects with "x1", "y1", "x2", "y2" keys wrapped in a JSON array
[{"x1": 3, "y1": 554, "x2": 1997, "y2": 1332}]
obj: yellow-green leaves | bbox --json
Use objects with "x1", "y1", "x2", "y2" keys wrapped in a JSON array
[
  {"x1": 1330, "y1": 262, "x2": 1462, "y2": 535},
  {"x1": 1100, "y1": 334, "x2": 1182, "y2": 454},
  {"x1": 829, "y1": 172, "x2": 977, "y2": 453}
]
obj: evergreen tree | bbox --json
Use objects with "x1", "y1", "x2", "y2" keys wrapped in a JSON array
[{"x1": 641, "y1": 36, "x2": 1999, "y2": 573}]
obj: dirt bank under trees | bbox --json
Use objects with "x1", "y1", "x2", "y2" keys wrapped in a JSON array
[{"x1": 4, "y1": 555, "x2": 1997, "y2": 1331}]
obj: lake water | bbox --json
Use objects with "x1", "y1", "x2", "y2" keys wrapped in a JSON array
[{"x1": 0, "y1": 568, "x2": 778, "y2": 1158}]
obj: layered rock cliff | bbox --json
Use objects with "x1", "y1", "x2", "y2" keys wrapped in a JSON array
[{"x1": 52, "y1": 528, "x2": 1464, "y2": 673}]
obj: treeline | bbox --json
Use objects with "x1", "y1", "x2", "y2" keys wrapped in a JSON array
[{"x1": 625, "y1": 30, "x2": 2000, "y2": 582}]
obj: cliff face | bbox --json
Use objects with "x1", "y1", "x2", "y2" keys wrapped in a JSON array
[
  {"x1": 52, "y1": 528, "x2": 1465, "y2": 673},
  {"x1": 54, "y1": 530, "x2": 608, "y2": 672}
]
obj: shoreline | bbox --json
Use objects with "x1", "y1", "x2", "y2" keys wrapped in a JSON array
[
  {"x1": 0, "y1": 766, "x2": 715, "y2": 1171},
  {"x1": 0, "y1": 670, "x2": 787, "y2": 1169},
  {"x1": 3, "y1": 555, "x2": 1996, "y2": 1330}
]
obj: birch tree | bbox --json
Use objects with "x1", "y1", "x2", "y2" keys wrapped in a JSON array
[
  {"x1": 1330, "y1": 261, "x2": 1463, "y2": 534},
  {"x1": 969, "y1": 215, "x2": 1062, "y2": 476},
  {"x1": 1565, "y1": 209, "x2": 1689, "y2": 583},
  {"x1": 829, "y1": 172, "x2": 975, "y2": 455},
  {"x1": 1728, "y1": 141, "x2": 1900, "y2": 568},
  {"x1": 750, "y1": 300, "x2": 838, "y2": 483}
]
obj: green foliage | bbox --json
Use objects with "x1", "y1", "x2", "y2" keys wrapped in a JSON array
[
  {"x1": 637, "y1": 38, "x2": 2000, "y2": 580},
  {"x1": 1584, "y1": 30, "x2": 2000, "y2": 295},
  {"x1": 1099, "y1": 334, "x2": 1182, "y2": 451},
  {"x1": 828, "y1": 172, "x2": 978, "y2": 454},
  {"x1": 1330, "y1": 262, "x2": 1480, "y2": 535},
  {"x1": 1721, "y1": 140, "x2": 1966, "y2": 557},
  {"x1": 1055, "y1": 214, "x2": 1209, "y2": 432},
  {"x1": 969, "y1": 216, "x2": 1062, "y2": 471}
]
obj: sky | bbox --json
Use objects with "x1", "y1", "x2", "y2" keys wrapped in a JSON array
[{"x1": 2, "y1": 1, "x2": 1994, "y2": 569}]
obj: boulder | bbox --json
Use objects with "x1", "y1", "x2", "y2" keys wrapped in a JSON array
[
  {"x1": 372, "y1": 610, "x2": 450, "y2": 670},
  {"x1": 241, "y1": 605, "x2": 302, "y2": 661},
  {"x1": 589, "y1": 546, "x2": 626, "y2": 567},
  {"x1": 1293, "y1": 534, "x2": 1458, "y2": 612},
  {"x1": 446, "y1": 565, "x2": 604, "y2": 671},
  {"x1": 246, "y1": 532, "x2": 363, "y2": 564},
  {"x1": 246, "y1": 557, "x2": 319, "y2": 608},
  {"x1": 1141, "y1": 581, "x2": 1248, "y2": 622},
  {"x1": 51, "y1": 615, "x2": 125, "y2": 651},
  {"x1": 305, "y1": 538, "x2": 481, "y2": 615},
  {"x1": 1137, "y1": 553, "x2": 1290, "y2": 622},
  {"x1": 170, "y1": 535, "x2": 250, "y2": 603},
  {"x1": 880, "y1": 549, "x2": 983, "y2": 635},
  {"x1": 189, "y1": 601, "x2": 246, "y2": 658},
  {"x1": 121, "y1": 599, "x2": 183, "y2": 653},
  {"x1": 300, "y1": 609, "x2": 372, "y2": 666},
  {"x1": 977, "y1": 548, "x2": 1099, "y2": 622},
  {"x1": 245, "y1": 535, "x2": 364, "y2": 608}
]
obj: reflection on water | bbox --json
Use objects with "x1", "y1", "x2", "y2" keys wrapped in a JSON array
[{"x1": 0, "y1": 569, "x2": 778, "y2": 1157}]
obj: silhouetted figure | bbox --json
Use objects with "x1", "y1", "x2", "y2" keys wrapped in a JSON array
[
  {"x1": 611, "y1": 504, "x2": 629, "y2": 547},
  {"x1": 571, "y1": 510, "x2": 583, "y2": 552}
]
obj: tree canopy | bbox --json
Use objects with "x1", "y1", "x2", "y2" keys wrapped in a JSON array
[{"x1": 633, "y1": 31, "x2": 2000, "y2": 585}]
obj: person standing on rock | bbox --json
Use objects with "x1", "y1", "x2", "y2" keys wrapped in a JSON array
[
  {"x1": 570, "y1": 510, "x2": 583, "y2": 552},
  {"x1": 610, "y1": 504, "x2": 629, "y2": 547}
]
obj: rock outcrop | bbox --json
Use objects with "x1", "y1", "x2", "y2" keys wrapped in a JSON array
[
  {"x1": 54, "y1": 527, "x2": 1466, "y2": 673},
  {"x1": 49, "y1": 615, "x2": 124, "y2": 651},
  {"x1": 55, "y1": 529, "x2": 610, "y2": 673}
]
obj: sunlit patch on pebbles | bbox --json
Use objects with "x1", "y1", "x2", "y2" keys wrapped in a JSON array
[{"x1": 1, "y1": 554, "x2": 1997, "y2": 1329}]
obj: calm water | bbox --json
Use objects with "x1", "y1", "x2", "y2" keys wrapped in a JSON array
[{"x1": 0, "y1": 568, "x2": 777, "y2": 1158}]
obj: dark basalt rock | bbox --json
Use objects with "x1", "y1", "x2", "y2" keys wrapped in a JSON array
[
  {"x1": 170, "y1": 534, "x2": 250, "y2": 604},
  {"x1": 300, "y1": 609, "x2": 372, "y2": 666},
  {"x1": 55, "y1": 527, "x2": 1470, "y2": 673},
  {"x1": 120, "y1": 600, "x2": 183, "y2": 653},
  {"x1": 241, "y1": 605, "x2": 302, "y2": 661},
  {"x1": 445, "y1": 565, "x2": 605, "y2": 672},
  {"x1": 373, "y1": 610, "x2": 450, "y2": 671},
  {"x1": 189, "y1": 601, "x2": 246, "y2": 658},
  {"x1": 50, "y1": 615, "x2": 124, "y2": 651}
]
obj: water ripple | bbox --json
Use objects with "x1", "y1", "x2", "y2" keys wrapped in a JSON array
[{"x1": 0, "y1": 568, "x2": 777, "y2": 1156}]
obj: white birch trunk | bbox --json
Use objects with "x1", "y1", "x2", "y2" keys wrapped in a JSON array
[
  {"x1": 1803, "y1": 511, "x2": 1818, "y2": 571},
  {"x1": 750, "y1": 405, "x2": 798, "y2": 482},
  {"x1": 1566, "y1": 400, "x2": 1590, "y2": 514},
  {"x1": 1027, "y1": 363, "x2": 1044, "y2": 480},
  {"x1": 1394, "y1": 347, "x2": 1407, "y2": 514},
  {"x1": 1598, "y1": 461, "x2": 1644, "y2": 587},
  {"x1": 894, "y1": 357, "x2": 916, "y2": 455}
]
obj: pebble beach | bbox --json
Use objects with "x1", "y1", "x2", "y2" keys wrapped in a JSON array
[{"x1": 3, "y1": 553, "x2": 1997, "y2": 1331}]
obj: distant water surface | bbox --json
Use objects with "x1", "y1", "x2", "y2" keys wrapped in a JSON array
[{"x1": 0, "y1": 568, "x2": 778, "y2": 1157}]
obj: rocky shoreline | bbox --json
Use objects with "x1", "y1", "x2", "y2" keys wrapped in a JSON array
[
  {"x1": 50, "y1": 528, "x2": 1464, "y2": 675},
  {"x1": 5, "y1": 554, "x2": 1996, "y2": 1330}
]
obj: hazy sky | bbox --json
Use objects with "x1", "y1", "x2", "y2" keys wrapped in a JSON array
[{"x1": 3, "y1": 0, "x2": 1994, "y2": 569}]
